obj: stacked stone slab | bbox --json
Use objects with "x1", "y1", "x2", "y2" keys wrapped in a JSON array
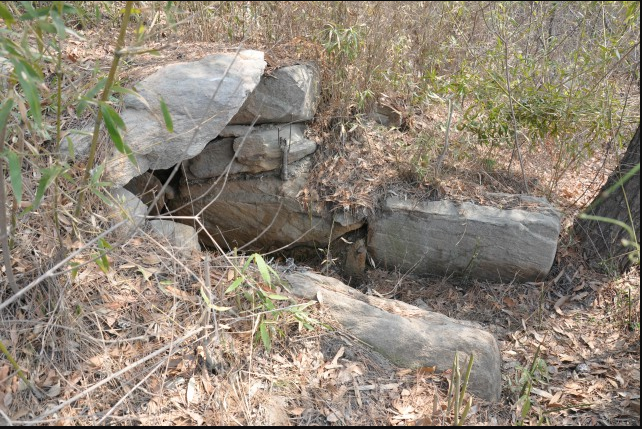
[
  {"x1": 68, "y1": 49, "x2": 561, "y2": 283},
  {"x1": 167, "y1": 60, "x2": 368, "y2": 249},
  {"x1": 104, "y1": 50, "x2": 268, "y2": 186}
]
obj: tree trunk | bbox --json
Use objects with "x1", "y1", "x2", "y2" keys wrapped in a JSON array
[{"x1": 575, "y1": 125, "x2": 640, "y2": 273}]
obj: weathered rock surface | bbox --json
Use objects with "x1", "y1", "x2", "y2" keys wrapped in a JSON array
[
  {"x1": 284, "y1": 271, "x2": 502, "y2": 402},
  {"x1": 230, "y1": 63, "x2": 320, "y2": 125},
  {"x1": 233, "y1": 123, "x2": 317, "y2": 171},
  {"x1": 185, "y1": 123, "x2": 317, "y2": 179},
  {"x1": 104, "y1": 50, "x2": 266, "y2": 186},
  {"x1": 108, "y1": 187, "x2": 200, "y2": 252},
  {"x1": 109, "y1": 187, "x2": 147, "y2": 231},
  {"x1": 170, "y1": 159, "x2": 364, "y2": 250},
  {"x1": 368, "y1": 195, "x2": 561, "y2": 282},
  {"x1": 368, "y1": 101, "x2": 403, "y2": 128},
  {"x1": 90, "y1": 50, "x2": 562, "y2": 286},
  {"x1": 59, "y1": 126, "x2": 94, "y2": 162},
  {"x1": 148, "y1": 220, "x2": 200, "y2": 252},
  {"x1": 184, "y1": 137, "x2": 244, "y2": 178},
  {"x1": 123, "y1": 171, "x2": 175, "y2": 215}
]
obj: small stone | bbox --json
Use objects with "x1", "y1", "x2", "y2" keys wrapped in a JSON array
[{"x1": 575, "y1": 363, "x2": 590, "y2": 373}]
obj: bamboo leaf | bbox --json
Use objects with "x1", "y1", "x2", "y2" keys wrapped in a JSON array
[
  {"x1": 200, "y1": 287, "x2": 211, "y2": 306},
  {"x1": 21, "y1": 165, "x2": 64, "y2": 215},
  {"x1": 95, "y1": 238, "x2": 112, "y2": 273},
  {"x1": 5, "y1": 150, "x2": 23, "y2": 204},
  {"x1": 159, "y1": 96, "x2": 173, "y2": 133},
  {"x1": 266, "y1": 293, "x2": 289, "y2": 301},
  {"x1": 94, "y1": 252, "x2": 110, "y2": 273},
  {"x1": 98, "y1": 238, "x2": 112, "y2": 250},
  {"x1": 77, "y1": 78, "x2": 107, "y2": 116},
  {"x1": 100, "y1": 102, "x2": 137, "y2": 166},
  {"x1": 0, "y1": 98, "x2": 14, "y2": 130},
  {"x1": 0, "y1": 3, "x2": 15, "y2": 27},
  {"x1": 253, "y1": 253, "x2": 272, "y2": 287},
  {"x1": 69, "y1": 261, "x2": 80, "y2": 280},
  {"x1": 50, "y1": 10, "x2": 67, "y2": 39},
  {"x1": 12, "y1": 60, "x2": 43, "y2": 129},
  {"x1": 259, "y1": 322, "x2": 271, "y2": 353},
  {"x1": 225, "y1": 277, "x2": 244, "y2": 294}
]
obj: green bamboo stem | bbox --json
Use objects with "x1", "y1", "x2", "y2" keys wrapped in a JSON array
[{"x1": 74, "y1": 1, "x2": 134, "y2": 218}]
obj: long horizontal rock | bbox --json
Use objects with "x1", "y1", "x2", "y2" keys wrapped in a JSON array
[
  {"x1": 368, "y1": 195, "x2": 561, "y2": 282},
  {"x1": 170, "y1": 159, "x2": 363, "y2": 250},
  {"x1": 284, "y1": 271, "x2": 502, "y2": 402}
]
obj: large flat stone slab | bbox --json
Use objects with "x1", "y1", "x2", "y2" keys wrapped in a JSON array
[
  {"x1": 170, "y1": 159, "x2": 363, "y2": 250},
  {"x1": 103, "y1": 50, "x2": 266, "y2": 186},
  {"x1": 284, "y1": 271, "x2": 502, "y2": 402},
  {"x1": 368, "y1": 195, "x2": 561, "y2": 282}
]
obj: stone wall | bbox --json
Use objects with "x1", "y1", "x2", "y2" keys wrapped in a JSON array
[{"x1": 92, "y1": 50, "x2": 561, "y2": 283}]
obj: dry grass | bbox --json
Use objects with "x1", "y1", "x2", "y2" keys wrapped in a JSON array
[{"x1": 1, "y1": 1, "x2": 640, "y2": 426}]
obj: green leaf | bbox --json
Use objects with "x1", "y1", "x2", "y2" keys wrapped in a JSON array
[
  {"x1": 253, "y1": 253, "x2": 272, "y2": 287},
  {"x1": 93, "y1": 252, "x2": 110, "y2": 273},
  {"x1": 91, "y1": 187, "x2": 113, "y2": 206},
  {"x1": 210, "y1": 303, "x2": 233, "y2": 312},
  {"x1": 225, "y1": 276, "x2": 244, "y2": 294},
  {"x1": 159, "y1": 97, "x2": 173, "y2": 133},
  {"x1": 100, "y1": 102, "x2": 137, "y2": 166},
  {"x1": 89, "y1": 163, "x2": 106, "y2": 185},
  {"x1": 200, "y1": 287, "x2": 211, "y2": 306},
  {"x1": 242, "y1": 255, "x2": 254, "y2": 272},
  {"x1": 50, "y1": 9, "x2": 67, "y2": 39},
  {"x1": 18, "y1": 3, "x2": 46, "y2": 20},
  {"x1": 99, "y1": 102, "x2": 125, "y2": 130},
  {"x1": 98, "y1": 238, "x2": 112, "y2": 250},
  {"x1": 137, "y1": 265, "x2": 154, "y2": 281},
  {"x1": 266, "y1": 293, "x2": 289, "y2": 301},
  {"x1": 0, "y1": 98, "x2": 14, "y2": 130},
  {"x1": 77, "y1": 78, "x2": 107, "y2": 116},
  {"x1": 36, "y1": 19, "x2": 57, "y2": 34},
  {"x1": 521, "y1": 397, "x2": 531, "y2": 419},
  {"x1": 60, "y1": 4, "x2": 79, "y2": 15},
  {"x1": 259, "y1": 322, "x2": 271, "y2": 353},
  {"x1": 0, "y1": 3, "x2": 15, "y2": 27},
  {"x1": 69, "y1": 261, "x2": 80, "y2": 280},
  {"x1": 12, "y1": 60, "x2": 43, "y2": 129},
  {"x1": 5, "y1": 150, "x2": 23, "y2": 204},
  {"x1": 21, "y1": 165, "x2": 64, "y2": 215},
  {"x1": 95, "y1": 238, "x2": 112, "y2": 274}
]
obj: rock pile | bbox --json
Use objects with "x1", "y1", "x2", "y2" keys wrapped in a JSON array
[
  {"x1": 81, "y1": 49, "x2": 561, "y2": 283},
  {"x1": 61, "y1": 50, "x2": 567, "y2": 401}
]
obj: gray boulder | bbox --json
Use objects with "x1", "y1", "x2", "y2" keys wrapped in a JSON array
[
  {"x1": 148, "y1": 220, "x2": 200, "y2": 252},
  {"x1": 59, "y1": 126, "x2": 94, "y2": 162},
  {"x1": 284, "y1": 271, "x2": 502, "y2": 402},
  {"x1": 229, "y1": 63, "x2": 320, "y2": 125},
  {"x1": 109, "y1": 187, "x2": 147, "y2": 229},
  {"x1": 368, "y1": 195, "x2": 561, "y2": 282},
  {"x1": 123, "y1": 171, "x2": 174, "y2": 215},
  {"x1": 104, "y1": 50, "x2": 266, "y2": 186}
]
